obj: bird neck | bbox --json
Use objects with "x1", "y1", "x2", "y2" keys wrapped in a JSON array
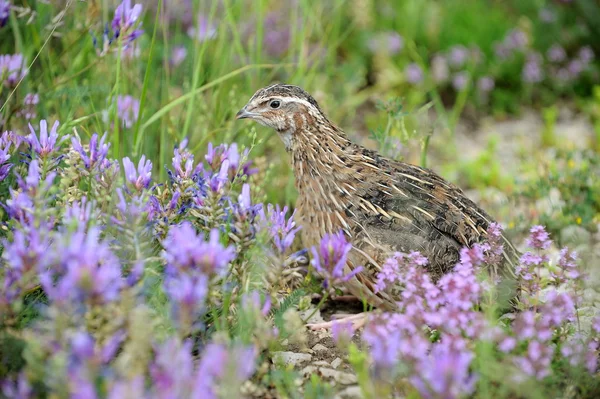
[{"x1": 289, "y1": 121, "x2": 361, "y2": 196}]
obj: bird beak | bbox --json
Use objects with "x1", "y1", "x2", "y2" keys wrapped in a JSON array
[{"x1": 235, "y1": 107, "x2": 253, "y2": 120}]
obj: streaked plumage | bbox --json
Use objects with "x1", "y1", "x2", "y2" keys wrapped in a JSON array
[{"x1": 237, "y1": 84, "x2": 519, "y2": 310}]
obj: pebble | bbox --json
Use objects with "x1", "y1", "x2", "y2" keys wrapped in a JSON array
[
  {"x1": 331, "y1": 357, "x2": 343, "y2": 369},
  {"x1": 272, "y1": 351, "x2": 313, "y2": 367},
  {"x1": 319, "y1": 367, "x2": 358, "y2": 385},
  {"x1": 312, "y1": 343, "x2": 329, "y2": 352},
  {"x1": 334, "y1": 386, "x2": 364, "y2": 399},
  {"x1": 301, "y1": 365, "x2": 317, "y2": 376}
]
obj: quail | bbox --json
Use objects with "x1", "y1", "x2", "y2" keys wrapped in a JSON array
[{"x1": 236, "y1": 84, "x2": 519, "y2": 314}]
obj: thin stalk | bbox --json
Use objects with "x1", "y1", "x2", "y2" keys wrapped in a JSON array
[
  {"x1": 302, "y1": 292, "x2": 328, "y2": 323},
  {"x1": 132, "y1": 0, "x2": 163, "y2": 157}
]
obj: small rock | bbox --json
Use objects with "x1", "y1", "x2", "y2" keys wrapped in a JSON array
[
  {"x1": 312, "y1": 343, "x2": 328, "y2": 352},
  {"x1": 272, "y1": 351, "x2": 312, "y2": 367},
  {"x1": 319, "y1": 367, "x2": 358, "y2": 385},
  {"x1": 335, "y1": 385, "x2": 364, "y2": 399},
  {"x1": 331, "y1": 357, "x2": 343, "y2": 369},
  {"x1": 313, "y1": 360, "x2": 331, "y2": 367},
  {"x1": 300, "y1": 365, "x2": 317, "y2": 376}
]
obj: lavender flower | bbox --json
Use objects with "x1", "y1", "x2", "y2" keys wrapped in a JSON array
[
  {"x1": 522, "y1": 53, "x2": 544, "y2": 83},
  {"x1": 555, "y1": 247, "x2": 581, "y2": 283},
  {"x1": 27, "y1": 119, "x2": 61, "y2": 157},
  {"x1": 526, "y1": 225, "x2": 552, "y2": 250},
  {"x1": 567, "y1": 59, "x2": 583, "y2": 78},
  {"x1": 368, "y1": 32, "x2": 404, "y2": 55},
  {"x1": 2, "y1": 221, "x2": 51, "y2": 303},
  {"x1": 172, "y1": 142, "x2": 195, "y2": 180},
  {"x1": 513, "y1": 340, "x2": 553, "y2": 380},
  {"x1": 164, "y1": 273, "x2": 209, "y2": 329},
  {"x1": 561, "y1": 334, "x2": 599, "y2": 373},
  {"x1": 39, "y1": 227, "x2": 124, "y2": 305},
  {"x1": 448, "y1": 45, "x2": 469, "y2": 68},
  {"x1": 578, "y1": 46, "x2": 594, "y2": 64},
  {"x1": 259, "y1": 204, "x2": 301, "y2": 254},
  {"x1": 122, "y1": 155, "x2": 152, "y2": 190},
  {"x1": 64, "y1": 197, "x2": 95, "y2": 226},
  {"x1": 0, "y1": 140, "x2": 12, "y2": 182},
  {"x1": 71, "y1": 133, "x2": 110, "y2": 170},
  {"x1": 452, "y1": 72, "x2": 469, "y2": 91},
  {"x1": 116, "y1": 95, "x2": 140, "y2": 128},
  {"x1": 547, "y1": 44, "x2": 566, "y2": 63},
  {"x1": 1, "y1": 373, "x2": 32, "y2": 399},
  {"x1": 410, "y1": 343, "x2": 477, "y2": 399},
  {"x1": 477, "y1": 76, "x2": 495, "y2": 93},
  {"x1": 0, "y1": 1, "x2": 9, "y2": 27},
  {"x1": 331, "y1": 320, "x2": 355, "y2": 346},
  {"x1": 162, "y1": 222, "x2": 235, "y2": 276},
  {"x1": 310, "y1": 231, "x2": 363, "y2": 288},
  {"x1": 20, "y1": 93, "x2": 39, "y2": 120},
  {"x1": 262, "y1": 11, "x2": 291, "y2": 57},
  {"x1": 539, "y1": 8, "x2": 556, "y2": 23},
  {"x1": 0, "y1": 54, "x2": 26, "y2": 87},
  {"x1": 112, "y1": 0, "x2": 144, "y2": 45},
  {"x1": 405, "y1": 63, "x2": 424, "y2": 84},
  {"x1": 187, "y1": 14, "x2": 217, "y2": 42},
  {"x1": 171, "y1": 46, "x2": 187, "y2": 67}
]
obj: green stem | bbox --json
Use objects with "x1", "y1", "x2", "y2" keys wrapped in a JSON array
[
  {"x1": 132, "y1": 0, "x2": 163, "y2": 157},
  {"x1": 302, "y1": 292, "x2": 328, "y2": 324}
]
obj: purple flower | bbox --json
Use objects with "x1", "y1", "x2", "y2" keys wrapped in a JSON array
[
  {"x1": 164, "y1": 273, "x2": 209, "y2": 329},
  {"x1": 1, "y1": 373, "x2": 32, "y2": 399},
  {"x1": 331, "y1": 320, "x2": 355, "y2": 346},
  {"x1": 448, "y1": 45, "x2": 469, "y2": 68},
  {"x1": 71, "y1": 133, "x2": 110, "y2": 170},
  {"x1": 241, "y1": 291, "x2": 272, "y2": 317},
  {"x1": 522, "y1": 53, "x2": 544, "y2": 83},
  {"x1": 122, "y1": 155, "x2": 152, "y2": 190},
  {"x1": 116, "y1": 95, "x2": 140, "y2": 128},
  {"x1": 431, "y1": 54, "x2": 449, "y2": 83},
  {"x1": 374, "y1": 251, "x2": 429, "y2": 293},
  {"x1": 0, "y1": 1, "x2": 9, "y2": 27},
  {"x1": 187, "y1": 14, "x2": 217, "y2": 42},
  {"x1": 506, "y1": 29, "x2": 528, "y2": 50},
  {"x1": 162, "y1": 222, "x2": 235, "y2": 276},
  {"x1": 39, "y1": 226, "x2": 124, "y2": 305},
  {"x1": 112, "y1": 0, "x2": 144, "y2": 45},
  {"x1": 452, "y1": 72, "x2": 469, "y2": 91},
  {"x1": 578, "y1": 46, "x2": 594, "y2": 64},
  {"x1": 539, "y1": 8, "x2": 556, "y2": 23},
  {"x1": 526, "y1": 225, "x2": 552, "y2": 250},
  {"x1": 561, "y1": 335, "x2": 599, "y2": 373},
  {"x1": 1, "y1": 221, "x2": 51, "y2": 303},
  {"x1": 261, "y1": 12, "x2": 291, "y2": 57},
  {"x1": 567, "y1": 59, "x2": 583, "y2": 78},
  {"x1": 172, "y1": 142, "x2": 195, "y2": 179},
  {"x1": 410, "y1": 343, "x2": 477, "y2": 399},
  {"x1": 555, "y1": 247, "x2": 581, "y2": 283},
  {"x1": 205, "y1": 142, "x2": 256, "y2": 178},
  {"x1": 0, "y1": 54, "x2": 26, "y2": 87},
  {"x1": 477, "y1": 76, "x2": 495, "y2": 94},
  {"x1": 26, "y1": 119, "x2": 61, "y2": 157},
  {"x1": 171, "y1": 46, "x2": 187, "y2": 67},
  {"x1": 368, "y1": 32, "x2": 404, "y2": 55},
  {"x1": 20, "y1": 93, "x2": 39, "y2": 120},
  {"x1": 547, "y1": 44, "x2": 566, "y2": 63},
  {"x1": 259, "y1": 204, "x2": 301, "y2": 254},
  {"x1": 0, "y1": 140, "x2": 12, "y2": 182},
  {"x1": 310, "y1": 231, "x2": 363, "y2": 288},
  {"x1": 405, "y1": 63, "x2": 424, "y2": 84},
  {"x1": 513, "y1": 340, "x2": 553, "y2": 380}
]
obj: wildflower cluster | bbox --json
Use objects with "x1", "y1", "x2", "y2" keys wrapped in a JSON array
[
  {"x1": 0, "y1": 123, "x2": 288, "y2": 397},
  {"x1": 352, "y1": 224, "x2": 599, "y2": 398}
]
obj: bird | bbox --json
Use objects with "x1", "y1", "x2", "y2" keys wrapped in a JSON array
[{"x1": 236, "y1": 83, "x2": 519, "y2": 322}]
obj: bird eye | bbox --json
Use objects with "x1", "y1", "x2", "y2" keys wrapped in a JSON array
[{"x1": 269, "y1": 100, "x2": 281, "y2": 109}]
